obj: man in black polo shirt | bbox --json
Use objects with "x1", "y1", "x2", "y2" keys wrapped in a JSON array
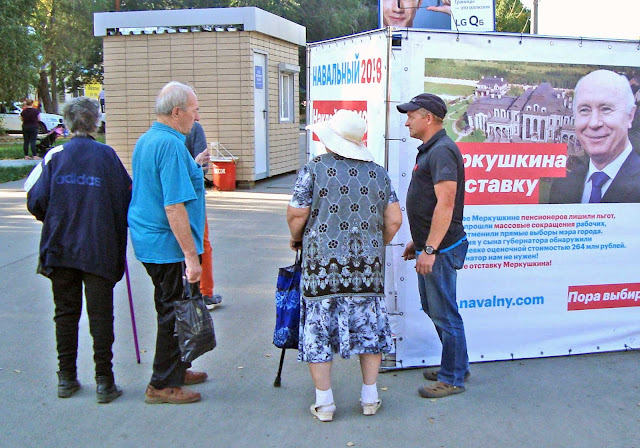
[{"x1": 397, "y1": 93, "x2": 469, "y2": 398}]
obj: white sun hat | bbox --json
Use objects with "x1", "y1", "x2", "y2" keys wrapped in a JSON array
[{"x1": 306, "y1": 109, "x2": 374, "y2": 162}]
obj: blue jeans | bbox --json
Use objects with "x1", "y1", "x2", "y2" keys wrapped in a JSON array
[{"x1": 417, "y1": 239, "x2": 469, "y2": 387}]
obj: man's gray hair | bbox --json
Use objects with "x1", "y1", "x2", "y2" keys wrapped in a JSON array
[
  {"x1": 574, "y1": 69, "x2": 635, "y2": 114},
  {"x1": 416, "y1": 107, "x2": 444, "y2": 122},
  {"x1": 63, "y1": 97, "x2": 100, "y2": 133},
  {"x1": 155, "y1": 81, "x2": 195, "y2": 115}
]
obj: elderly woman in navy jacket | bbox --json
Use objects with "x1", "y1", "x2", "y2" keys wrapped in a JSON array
[{"x1": 25, "y1": 97, "x2": 131, "y2": 403}]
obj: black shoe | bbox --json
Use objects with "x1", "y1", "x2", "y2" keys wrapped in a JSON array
[
  {"x1": 57, "y1": 371, "x2": 81, "y2": 398},
  {"x1": 96, "y1": 376, "x2": 123, "y2": 404}
]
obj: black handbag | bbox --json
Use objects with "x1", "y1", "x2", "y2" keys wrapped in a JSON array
[{"x1": 174, "y1": 266, "x2": 216, "y2": 363}]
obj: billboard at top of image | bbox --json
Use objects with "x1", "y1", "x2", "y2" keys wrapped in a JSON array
[
  {"x1": 379, "y1": 0, "x2": 495, "y2": 32},
  {"x1": 420, "y1": 58, "x2": 640, "y2": 205}
]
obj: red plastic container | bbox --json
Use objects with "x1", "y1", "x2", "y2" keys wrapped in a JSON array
[{"x1": 211, "y1": 158, "x2": 236, "y2": 191}]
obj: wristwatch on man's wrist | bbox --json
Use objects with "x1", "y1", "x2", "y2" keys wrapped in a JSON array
[{"x1": 424, "y1": 245, "x2": 439, "y2": 255}]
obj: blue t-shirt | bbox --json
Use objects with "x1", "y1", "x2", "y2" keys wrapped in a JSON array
[{"x1": 128, "y1": 122, "x2": 205, "y2": 263}]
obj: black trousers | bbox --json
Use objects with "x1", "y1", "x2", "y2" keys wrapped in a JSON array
[
  {"x1": 143, "y1": 261, "x2": 198, "y2": 388},
  {"x1": 23, "y1": 126, "x2": 38, "y2": 157},
  {"x1": 50, "y1": 267, "x2": 116, "y2": 379}
]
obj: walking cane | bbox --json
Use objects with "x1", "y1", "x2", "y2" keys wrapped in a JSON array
[
  {"x1": 125, "y1": 260, "x2": 141, "y2": 364},
  {"x1": 273, "y1": 348, "x2": 287, "y2": 387}
]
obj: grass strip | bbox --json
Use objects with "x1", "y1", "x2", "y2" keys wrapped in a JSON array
[
  {"x1": 0, "y1": 166, "x2": 35, "y2": 184},
  {"x1": 0, "y1": 134, "x2": 106, "y2": 160},
  {"x1": 0, "y1": 143, "x2": 24, "y2": 160}
]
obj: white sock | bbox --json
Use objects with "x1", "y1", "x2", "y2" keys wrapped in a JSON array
[
  {"x1": 361, "y1": 383, "x2": 378, "y2": 404},
  {"x1": 315, "y1": 387, "x2": 334, "y2": 406}
]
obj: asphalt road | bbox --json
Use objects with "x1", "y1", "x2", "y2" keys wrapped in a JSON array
[{"x1": 0, "y1": 168, "x2": 638, "y2": 448}]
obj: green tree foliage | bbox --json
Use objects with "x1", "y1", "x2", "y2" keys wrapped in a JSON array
[
  {"x1": 56, "y1": 1, "x2": 112, "y2": 94},
  {"x1": 119, "y1": 0, "x2": 228, "y2": 10},
  {"x1": 114, "y1": 0, "x2": 378, "y2": 103},
  {"x1": 495, "y1": 0, "x2": 530, "y2": 33},
  {"x1": 3, "y1": 0, "x2": 533, "y2": 115},
  {"x1": 32, "y1": 0, "x2": 112, "y2": 113},
  {"x1": 300, "y1": 0, "x2": 377, "y2": 43},
  {"x1": 117, "y1": 0, "x2": 376, "y2": 42},
  {"x1": 0, "y1": 0, "x2": 39, "y2": 104},
  {"x1": 227, "y1": 0, "x2": 302, "y2": 23}
]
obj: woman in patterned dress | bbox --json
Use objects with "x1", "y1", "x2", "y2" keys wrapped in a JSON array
[{"x1": 287, "y1": 110, "x2": 402, "y2": 422}]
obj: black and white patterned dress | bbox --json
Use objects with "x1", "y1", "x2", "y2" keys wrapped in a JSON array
[{"x1": 289, "y1": 153, "x2": 398, "y2": 362}]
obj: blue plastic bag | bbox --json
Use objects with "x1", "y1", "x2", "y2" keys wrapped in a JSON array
[{"x1": 273, "y1": 251, "x2": 301, "y2": 349}]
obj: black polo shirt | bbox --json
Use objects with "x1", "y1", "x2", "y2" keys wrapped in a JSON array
[{"x1": 406, "y1": 129, "x2": 466, "y2": 251}]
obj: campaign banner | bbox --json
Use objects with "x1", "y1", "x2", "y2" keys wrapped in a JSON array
[
  {"x1": 460, "y1": 143, "x2": 567, "y2": 204},
  {"x1": 307, "y1": 32, "x2": 388, "y2": 164},
  {"x1": 386, "y1": 31, "x2": 640, "y2": 368},
  {"x1": 567, "y1": 283, "x2": 640, "y2": 311},
  {"x1": 309, "y1": 100, "x2": 368, "y2": 143}
]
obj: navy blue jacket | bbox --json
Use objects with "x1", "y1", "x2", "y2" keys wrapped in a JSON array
[{"x1": 26, "y1": 137, "x2": 132, "y2": 283}]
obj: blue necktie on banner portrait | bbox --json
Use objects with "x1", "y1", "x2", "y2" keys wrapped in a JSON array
[
  {"x1": 588, "y1": 171, "x2": 610, "y2": 203},
  {"x1": 273, "y1": 251, "x2": 302, "y2": 349}
]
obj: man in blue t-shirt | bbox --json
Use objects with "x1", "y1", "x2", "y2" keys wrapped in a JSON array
[
  {"x1": 128, "y1": 81, "x2": 211, "y2": 404},
  {"x1": 397, "y1": 93, "x2": 469, "y2": 399}
]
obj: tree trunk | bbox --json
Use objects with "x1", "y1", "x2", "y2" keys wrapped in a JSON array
[
  {"x1": 37, "y1": 70, "x2": 53, "y2": 114},
  {"x1": 51, "y1": 60, "x2": 59, "y2": 114}
]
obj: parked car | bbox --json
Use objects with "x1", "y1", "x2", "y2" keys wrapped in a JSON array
[{"x1": 0, "y1": 102, "x2": 65, "y2": 134}]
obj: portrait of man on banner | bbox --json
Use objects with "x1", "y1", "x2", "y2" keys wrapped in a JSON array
[{"x1": 549, "y1": 69, "x2": 640, "y2": 204}]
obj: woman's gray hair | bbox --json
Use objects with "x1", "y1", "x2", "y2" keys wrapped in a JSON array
[
  {"x1": 155, "y1": 81, "x2": 195, "y2": 115},
  {"x1": 63, "y1": 97, "x2": 100, "y2": 133}
]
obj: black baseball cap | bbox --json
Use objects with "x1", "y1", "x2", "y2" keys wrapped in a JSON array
[{"x1": 397, "y1": 93, "x2": 447, "y2": 119}]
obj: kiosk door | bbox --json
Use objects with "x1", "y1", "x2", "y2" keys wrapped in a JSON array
[{"x1": 253, "y1": 52, "x2": 268, "y2": 179}]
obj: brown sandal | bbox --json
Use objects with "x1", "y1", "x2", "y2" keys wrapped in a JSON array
[
  {"x1": 423, "y1": 369, "x2": 470, "y2": 382},
  {"x1": 418, "y1": 381, "x2": 465, "y2": 398}
]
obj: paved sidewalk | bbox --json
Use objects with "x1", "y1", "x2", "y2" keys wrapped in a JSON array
[
  {"x1": 0, "y1": 158, "x2": 40, "y2": 167},
  {"x1": 0, "y1": 174, "x2": 638, "y2": 448}
]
